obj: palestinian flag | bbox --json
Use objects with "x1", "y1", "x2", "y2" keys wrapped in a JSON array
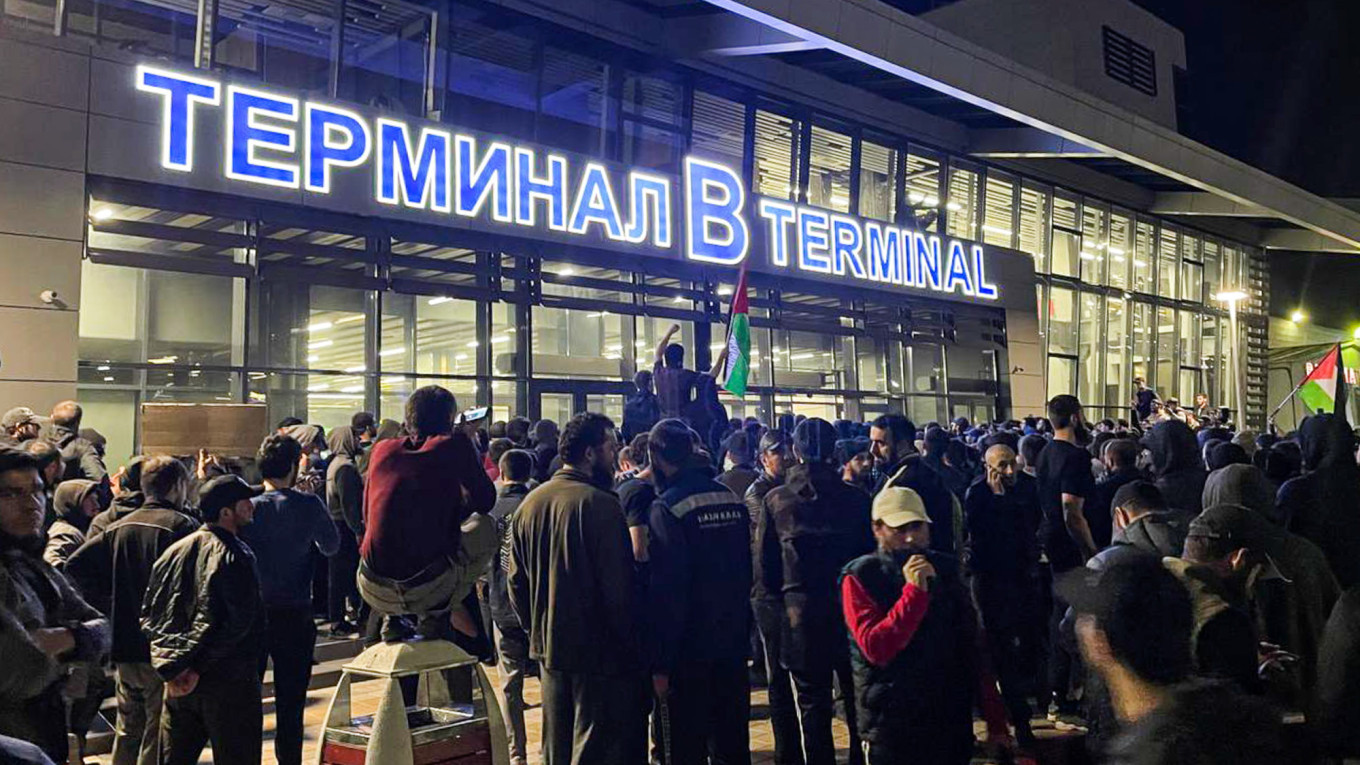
[
  {"x1": 1299, "y1": 343, "x2": 1345, "y2": 415},
  {"x1": 720, "y1": 268, "x2": 751, "y2": 398}
]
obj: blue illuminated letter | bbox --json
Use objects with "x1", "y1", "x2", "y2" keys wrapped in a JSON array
[
  {"x1": 758, "y1": 200, "x2": 797, "y2": 267},
  {"x1": 913, "y1": 232, "x2": 942, "y2": 291},
  {"x1": 515, "y1": 149, "x2": 567, "y2": 230},
  {"x1": 455, "y1": 136, "x2": 512, "y2": 221},
  {"x1": 684, "y1": 158, "x2": 749, "y2": 265},
  {"x1": 304, "y1": 104, "x2": 369, "y2": 193},
  {"x1": 376, "y1": 120, "x2": 451, "y2": 212},
  {"x1": 625, "y1": 172, "x2": 672, "y2": 247},
  {"x1": 864, "y1": 223, "x2": 903, "y2": 284},
  {"x1": 136, "y1": 66, "x2": 220, "y2": 172},
  {"x1": 568, "y1": 163, "x2": 625, "y2": 240},
  {"x1": 830, "y1": 215, "x2": 866, "y2": 278},
  {"x1": 225, "y1": 86, "x2": 299, "y2": 188},
  {"x1": 944, "y1": 240, "x2": 975, "y2": 295},
  {"x1": 797, "y1": 209, "x2": 831, "y2": 273},
  {"x1": 974, "y1": 246, "x2": 999, "y2": 299}
]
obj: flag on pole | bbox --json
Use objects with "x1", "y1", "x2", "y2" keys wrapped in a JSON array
[
  {"x1": 1298, "y1": 343, "x2": 1345, "y2": 415},
  {"x1": 719, "y1": 268, "x2": 751, "y2": 398}
]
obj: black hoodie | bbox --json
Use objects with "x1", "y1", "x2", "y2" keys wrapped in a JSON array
[
  {"x1": 1278, "y1": 414, "x2": 1360, "y2": 588},
  {"x1": 1143, "y1": 421, "x2": 1207, "y2": 517}
]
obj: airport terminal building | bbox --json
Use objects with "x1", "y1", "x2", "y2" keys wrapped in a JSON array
[{"x1": 3, "y1": 0, "x2": 1358, "y2": 457}]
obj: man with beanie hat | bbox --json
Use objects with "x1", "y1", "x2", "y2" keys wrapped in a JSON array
[
  {"x1": 840, "y1": 486, "x2": 1012, "y2": 764},
  {"x1": 646, "y1": 418, "x2": 751, "y2": 764},
  {"x1": 759, "y1": 418, "x2": 874, "y2": 765}
]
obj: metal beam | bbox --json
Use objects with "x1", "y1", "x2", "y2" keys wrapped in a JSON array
[
  {"x1": 1261, "y1": 229, "x2": 1360, "y2": 254},
  {"x1": 1149, "y1": 191, "x2": 1270, "y2": 217},
  {"x1": 968, "y1": 127, "x2": 1104, "y2": 158},
  {"x1": 663, "y1": 12, "x2": 821, "y2": 57}
]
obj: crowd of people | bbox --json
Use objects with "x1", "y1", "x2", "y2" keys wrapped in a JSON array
[{"x1": 2, "y1": 345, "x2": 1360, "y2": 765}]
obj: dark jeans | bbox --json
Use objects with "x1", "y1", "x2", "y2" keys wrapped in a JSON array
[
  {"x1": 789, "y1": 659, "x2": 863, "y2": 765},
  {"x1": 257, "y1": 607, "x2": 316, "y2": 765},
  {"x1": 539, "y1": 668, "x2": 648, "y2": 765},
  {"x1": 161, "y1": 659, "x2": 263, "y2": 765},
  {"x1": 1041, "y1": 564, "x2": 1080, "y2": 712},
  {"x1": 754, "y1": 599, "x2": 804, "y2": 765},
  {"x1": 327, "y1": 521, "x2": 361, "y2": 623},
  {"x1": 972, "y1": 574, "x2": 1042, "y2": 739},
  {"x1": 657, "y1": 659, "x2": 750, "y2": 765}
]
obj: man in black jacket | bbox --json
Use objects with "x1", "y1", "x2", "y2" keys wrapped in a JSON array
[
  {"x1": 868, "y1": 414, "x2": 955, "y2": 553},
  {"x1": 488, "y1": 449, "x2": 534, "y2": 765},
  {"x1": 43, "y1": 401, "x2": 106, "y2": 483},
  {"x1": 744, "y1": 430, "x2": 801, "y2": 765},
  {"x1": 65, "y1": 455, "x2": 199, "y2": 765},
  {"x1": 142, "y1": 474, "x2": 265, "y2": 765},
  {"x1": 647, "y1": 418, "x2": 752, "y2": 765},
  {"x1": 88, "y1": 455, "x2": 145, "y2": 539},
  {"x1": 759, "y1": 419, "x2": 873, "y2": 765},
  {"x1": 1088, "y1": 438, "x2": 1143, "y2": 550}
]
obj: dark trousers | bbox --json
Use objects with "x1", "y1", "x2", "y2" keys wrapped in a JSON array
[
  {"x1": 327, "y1": 521, "x2": 361, "y2": 624},
  {"x1": 789, "y1": 660, "x2": 863, "y2": 765},
  {"x1": 257, "y1": 607, "x2": 316, "y2": 765},
  {"x1": 161, "y1": 660, "x2": 263, "y2": 765},
  {"x1": 539, "y1": 668, "x2": 647, "y2": 765},
  {"x1": 754, "y1": 599, "x2": 804, "y2": 765},
  {"x1": 973, "y1": 574, "x2": 1041, "y2": 739},
  {"x1": 1041, "y1": 565, "x2": 1080, "y2": 712},
  {"x1": 657, "y1": 659, "x2": 750, "y2": 765}
]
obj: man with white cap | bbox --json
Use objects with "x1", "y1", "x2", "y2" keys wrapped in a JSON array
[{"x1": 839, "y1": 486, "x2": 1013, "y2": 764}]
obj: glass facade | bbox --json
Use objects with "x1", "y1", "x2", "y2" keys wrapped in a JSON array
[{"x1": 55, "y1": 0, "x2": 1266, "y2": 446}]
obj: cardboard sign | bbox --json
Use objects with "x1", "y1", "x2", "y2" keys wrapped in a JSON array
[{"x1": 140, "y1": 403, "x2": 267, "y2": 457}]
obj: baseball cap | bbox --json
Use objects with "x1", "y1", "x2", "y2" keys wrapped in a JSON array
[
  {"x1": 2, "y1": 407, "x2": 39, "y2": 430},
  {"x1": 197, "y1": 474, "x2": 261, "y2": 517},
  {"x1": 1185, "y1": 503, "x2": 1290, "y2": 582},
  {"x1": 872, "y1": 486, "x2": 931, "y2": 528}
]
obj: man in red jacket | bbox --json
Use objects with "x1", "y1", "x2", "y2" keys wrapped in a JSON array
[
  {"x1": 840, "y1": 486, "x2": 1015, "y2": 764},
  {"x1": 358, "y1": 386, "x2": 497, "y2": 644}
]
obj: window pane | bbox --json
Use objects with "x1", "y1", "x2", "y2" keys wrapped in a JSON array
[
  {"x1": 1019, "y1": 185, "x2": 1049, "y2": 273},
  {"x1": 539, "y1": 392, "x2": 574, "y2": 426},
  {"x1": 1078, "y1": 292, "x2": 1102, "y2": 406},
  {"x1": 773, "y1": 330, "x2": 842, "y2": 390},
  {"x1": 1047, "y1": 286, "x2": 1077, "y2": 355},
  {"x1": 945, "y1": 163, "x2": 980, "y2": 239},
  {"x1": 252, "y1": 371, "x2": 363, "y2": 434},
  {"x1": 907, "y1": 396, "x2": 948, "y2": 426},
  {"x1": 1105, "y1": 296, "x2": 1128, "y2": 412},
  {"x1": 807, "y1": 126, "x2": 852, "y2": 212},
  {"x1": 1180, "y1": 261, "x2": 1204, "y2": 304},
  {"x1": 1158, "y1": 228, "x2": 1179, "y2": 298},
  {"x1": 754, "y1": 110, "x2": 797, "y2": 199},
  {"x1": 538, "y1": 46, "x2": 607, "y2": 154},
  {"x1": 1201, "y1": 315, "x2": 1219, "y2": 408},
  {"x1": 858, "y1": 141, "x2": 897, "y2": 222},
  {"x1": 691, "y1": 91, "x2": 746, "y2": 169},
  {"x1": 1131, "y1": 302, "x2": 1153, "y2": 385},
  {"x1": 1156, "y1": 306, "x2": 1177, "y2": 392},
  {"x1": 1203, "y1": 240, "x2": 1222, "y2": 302},
  {"x1": 379, "y1": 376, "x2": 479, "y2": 423},
  {"x1": 1108, "y1": 212, "x2": 1132, "y2": 290},
  {"x1": 1047, "y1": 356, "x2": 1075, "y2": 399},
  {"x1": 906, "y1": 344, "x2": 944, "y2": 393},
  {"x1": 982, "y1": 173, "x2": 1015, "y2": 247},
  {"x1": 622, "y1": 72, "x2": 683, "y2": 126},
  {"x1": 947, "y1": 344, "x2": 998, "y2": 397},
  {"x1": 1133, "y1": 221, "x2": 1155, "y2": 294},
  {"x1": 1080, "y1": 202, "x2": 1107, "y2": 285},
  {"x1": 1051, "y1": 193, "x2": 1080, "y2": 277},
  {"x1": 532, "y1": 306, "x2": 625, "y2": 380},
  {"x1": 856, "y1": 335, "x2": 888, "y2": 392},
  {"x1": 903, "y1": 147, "x2": 941, "y2": 233},
  {"x1": 445, "y1": 19, "x2": 538, "y2": 142},
  {"x1": 381, "y1": 293, "x2": 480, "y2": 377},
  {"x1": 623, "y1": 122, "x2": 684, "y2": 174},
  {"x1": 1179, "y1": 311, "x2": 1201, "y2": 368},
  {"x1": 257, "y1": 283, "x2": 368, "y2": 374}
]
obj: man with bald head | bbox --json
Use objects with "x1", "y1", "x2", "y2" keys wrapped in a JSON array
[
  {"x1": 45, "y1": 400, "x2": 106, "y2": 483},
  {"x1": 964, "y1": 444, "x2": 1043, "y2": 749}
]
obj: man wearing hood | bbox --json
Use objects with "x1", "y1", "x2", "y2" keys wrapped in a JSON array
[
  {"x1": 0, "y1": 448, "x2": 110, "y2": 762},
  {"x1": 760, "y1": 418, "x2": 873, "y2": 765},
  {"x1": 1202, "y1": 463, "x2": 1341, "y2": 701},
  {"x1": 325, "y1": 426, "x2": 365, "y2": 637},
  {"x1": 1278, "y1": 413, "x2": 1360, "y2": 588},
  {"x1": 89, "y1": 456, "x2": 145, "y2": 538},
  {"x1": 646, "y1": 418, "x2": 752, "y2": 764},
  {"x1": 43, "y1": 479, "x2": 102, "y2": 570},
  {"x1": 921, "y1": 428, "x2": 970, "y2": 501},
  {"x1": 65, "y1": 455, "x2": 198, "y2": 765},
  {"x1": 1141, "y1": 420, "x2": 1207, "y2": 517},
  {"x1": 508, "y1": 413, "x2": 645, "y2": 764},
  {"x1": 1088, "y1": 482, "x2": 1186, "y2": 571}
]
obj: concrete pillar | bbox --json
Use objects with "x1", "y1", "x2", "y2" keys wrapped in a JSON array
[
  {"x1": 1005, "y1": 307, "x2": 1046, "y2": 418},
  {"x1": 0, "y1": 33, "x2": 89, "y2": 412}
]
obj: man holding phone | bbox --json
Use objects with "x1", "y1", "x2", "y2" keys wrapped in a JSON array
[{"x1": 840, "y1": 487, "x2": 1013, "y2": 764}]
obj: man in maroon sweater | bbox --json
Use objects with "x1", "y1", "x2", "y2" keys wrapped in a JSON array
[{"x1": 358, "y1": 386, "x2": 497, "y2": 643}]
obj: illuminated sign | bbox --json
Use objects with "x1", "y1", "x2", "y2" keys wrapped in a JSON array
[{"x1": 133, "y1": 65, "x2": 999, "y2": 302}]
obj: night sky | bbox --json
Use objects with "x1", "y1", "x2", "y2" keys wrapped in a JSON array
[{"x1": 1131, "y1": 0, "x2": 1360, "y2": 330}]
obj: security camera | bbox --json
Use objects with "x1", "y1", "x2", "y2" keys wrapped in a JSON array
[{"x1": 39, "y1": 290, "x2": 59, "y2": 304}]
